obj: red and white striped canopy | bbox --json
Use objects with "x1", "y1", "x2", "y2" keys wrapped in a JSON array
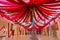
[{"x1": 0, "y1": 0, "x2": 60, "y2": 30}]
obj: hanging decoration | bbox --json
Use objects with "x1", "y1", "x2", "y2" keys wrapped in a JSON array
[
  {"x1": 10, "y1": 23, "x2": 13, "y2": 30},
  {"x1": 0, "y1": 0, "x2": 60, "y2": 30}
]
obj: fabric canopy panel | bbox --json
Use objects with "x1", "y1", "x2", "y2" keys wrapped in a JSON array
[{"x1": 0, "y1": 0, "x2": 60, "y2": 30}]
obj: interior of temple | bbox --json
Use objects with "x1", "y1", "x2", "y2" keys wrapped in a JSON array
[{"x1": 0, "y1": 16, "x2": 60, "y2": 40}]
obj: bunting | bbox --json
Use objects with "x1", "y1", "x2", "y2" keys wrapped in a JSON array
[{"x1": 0, "y1": 0, "x2": 60, "y2": 30}]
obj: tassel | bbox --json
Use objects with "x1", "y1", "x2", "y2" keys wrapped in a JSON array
[
  {"x1": 49, "y1": 24, "x2": 53, "y2": 37},
  {"x1": 8, "y1": 23, "x2": 10, "y2": 37},
  {"x1": 11, "y1": 23, "x2": 13, "y2": 30},
  {"x1": 11, "y1": 23, "x2": 14, "y2": 36},
  {"x1": 32, "y1": 16, "x2": 34, "y2": 25}
]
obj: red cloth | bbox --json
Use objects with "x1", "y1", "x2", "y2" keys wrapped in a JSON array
[{"x1": 0, "y1": 0, "x2": 60, "y2": 30}]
